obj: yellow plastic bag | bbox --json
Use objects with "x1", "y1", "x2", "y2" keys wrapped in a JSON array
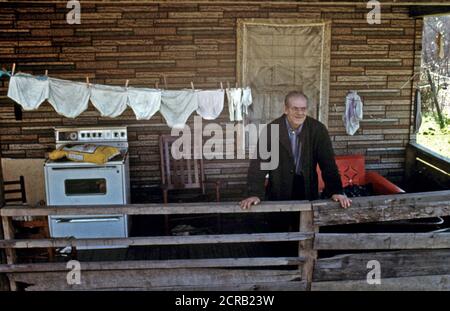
[{"x1": 49, "y1": 144, "x2": 120, "y2": 165}]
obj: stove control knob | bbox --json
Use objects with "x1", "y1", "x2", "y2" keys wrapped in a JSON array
[
  {"x1": 98, "y1": 132, "x2": 102, "y2": 137},
  {"x1": 69, "y1": 132, "x2": 77, "y2": 140},
  {"x1": 92, "y1": 133, "x2": 97, "y2": 138},
  {"x1": 81, "y1": 133, "x2": 85, "y2": 138}
]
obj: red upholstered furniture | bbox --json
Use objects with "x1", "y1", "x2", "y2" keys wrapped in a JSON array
[{"x1": 317, "y1": 155, "x2": 405, "y2": 195}]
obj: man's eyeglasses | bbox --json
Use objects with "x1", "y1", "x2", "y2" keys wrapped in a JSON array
[{"x1": 288, "y1": 107, "x2": 307, "y2": 113}]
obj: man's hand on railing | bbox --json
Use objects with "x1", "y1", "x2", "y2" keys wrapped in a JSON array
[
  {"x1": 240, "y1": 196, "x2": 261, "y2": 210},
  {"x1": 331, "y1": 194, "x2": 352, "y2": 209}
]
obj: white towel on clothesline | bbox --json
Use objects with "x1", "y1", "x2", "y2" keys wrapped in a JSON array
[
  {"x1": 127, "y1": 87, "x2": 161, "y2": 120},
  {"x1": 7, "y1": 73, "x2": 49, "y2": 110},
  {"x1": 160, "y1": 90, "x2": 198, "y2": 128},
  {"x1": 196, "y1": 89, "x2": 224, "y2": 120},
  {"x1": 48, "y1": 78, "x2": 90, "y2": 118},
  {"x1": 90, "y1": 84, "x2": 128, "y2": 118},
  {"x1": 226, "y1": 87, "x2": 253, "y2": 122}
]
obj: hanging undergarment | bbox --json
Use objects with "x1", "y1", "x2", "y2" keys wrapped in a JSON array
[
  {"x1": 48, "y1": 78, "x2": 90, "y2": 118},
  {"x1": 196, "y1": 89, "x2": 224, "y2": 120},
  {"x1": 241, "y1": 87, "x2": 253, "y2": 115},
  {"x1": 160, "y1": 90, "x2": 198, "y2": 128},
  {"x1": 226, "y1": 88, "x2": 242, "y2": 121},
  {"x1": 90, "y1": 84, "x2": 128, "y2": 118},
  {"x1": 127, "y1": 87, "x2": 161, "y2": 120},
  {"x1": 7, "y1": 73, "x2": 49, "y2": 110},
  {"x1": 343, "y1": 91, "x2": 363, "y2": 135}
]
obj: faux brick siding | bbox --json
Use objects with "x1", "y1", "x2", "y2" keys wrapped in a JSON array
[{"x1": 0, "y1": 2, "x2": 422, "y2": 201}]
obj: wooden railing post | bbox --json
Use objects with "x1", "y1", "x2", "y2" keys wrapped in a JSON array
[
  {"x1": 299, "y1": 208, "x2": 317, "y2": 291},
  {"x1": 404, "y1": 144, "x2": 417, "y2": 189},
  {"x1": 1, "y1": 216, "x2": 16, "y2": 291},
  {"x1": 0, "y1": 154, "x2": 12, "y2": 291}
]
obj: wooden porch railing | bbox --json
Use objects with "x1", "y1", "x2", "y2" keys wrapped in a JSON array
[
  {"x1": 0, "y1": 190, "x2": 450, "y2": 291},
  {"x1": 405, "y1": 142, "x2": 450, "y2": 190}
]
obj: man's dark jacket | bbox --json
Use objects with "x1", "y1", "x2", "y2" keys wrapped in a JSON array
[{"x1": 247, "y1": 115, "x2": 343, "y2": 201}]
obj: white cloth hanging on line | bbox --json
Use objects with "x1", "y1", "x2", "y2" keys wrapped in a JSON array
[
  {"x1": 226, "y1": 88, "x2": 242, "y2": 121},
  {"x1": 241, "y1": 87, "x2": 253, "y2": 115},
  {"x1": 127, "y1": 87, "x2": 161, "y2": 120},
  {"x1": 343, "y1": 91, "x2": 363, "y2": 136},
  {"x1": 414, "y1": 88, "x2": 422, "y2": 133},
  {"x1": 196, "y1": 89, "x2": 224, "y2": 120},
  {"x1": 160, "y1": 90, "x2": 198, "y2": 128},
  {"x1": 7, "y1": 73, "x2": 49, "y2": 110},
  {"x1": 48, "y1": 78, "x2": 90, "y2": 118},
  {"x1": 226, "y1": 87, "x2": 253, "y2": 121},
  {"x1": 90, "y1": 84, "x2": 128, "y2": 118},
  {"x1": 6, "y1": 72, "x2": 254, "y2": 124}
]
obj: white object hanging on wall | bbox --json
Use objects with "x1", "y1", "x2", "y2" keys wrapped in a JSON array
[
  {"x1": 7, "y1": 73, "x2": 49, "y2": 110},
  {"x1": 343, "y1": 91, "x2": 363, "y2": 136}
]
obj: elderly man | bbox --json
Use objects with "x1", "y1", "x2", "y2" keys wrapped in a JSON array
[{"x1": 240, "y1": 91, "x2": 351, "y2": 209}]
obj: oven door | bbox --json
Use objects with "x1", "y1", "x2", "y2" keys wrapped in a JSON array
[{"x1": 45, "y1": 164, "x2": 125, "y2": 205}]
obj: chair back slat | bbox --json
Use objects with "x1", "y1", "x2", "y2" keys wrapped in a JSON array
[
  {"x1": 160, "y1": 135, "x2": 203, "y2": 191},
  {"x1": 3, "y1": 175, "x2": 27, "y2": 204}
]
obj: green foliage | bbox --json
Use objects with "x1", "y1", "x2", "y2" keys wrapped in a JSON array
[{"x1": 417, "y1": 114, "x2": 450, "y2": 158}]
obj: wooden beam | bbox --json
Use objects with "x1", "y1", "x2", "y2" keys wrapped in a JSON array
[
  {"x1": 0, "y1": 153, "x2": 9, "y2": 291},
  {"x1": 409, "y1": 5, "x2": 450, "y2": 17},
  {"x1": 7, "y1": 268, "x2": 302, "y2": 291},
  {"x1": 312, "y1": 274, "x2": 450, "y2": 291},
  {"x1": 112, "y1": 281, "x2": 307, "y2": 291},
  {"x1": 0, "y1": 232, "x2": 313, "y2": 249},
  {"x1": 0, "y1": 257, "x2": 305, "y2": 273},
  {"x1": 314, "y1": 249, "x2": 450, "y2": 282},
  {"x1": 409, "y1": 142, "x2": 450, "y2": 170},
  {"x1": 315, "y1": 232, "x2": 450, "y2": 250},
  {"x1": 1, "y1": 216, "x2": 16, "y2": 291},
  {"x1": 404, "y1": 143, "x2": 418, "y2": 189},
  {"x1": 6, "y1": 1, "x2": 450, "y2": 5},
  {"x1": 299, "y1": 211, "x2": 317, "y2": 291},
  {"x1": 0, "y1": 201, "x2": 311, "y2": 217},
  {"x1": 313, "y1": 190, "x2": 450, "y2": 226}
]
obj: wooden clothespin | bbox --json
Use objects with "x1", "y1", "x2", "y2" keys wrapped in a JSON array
[
  {"x1": 86, "y1": 76, "x2": 90, "y2": 88},
  {"x1": 227, "y1": 81, "x2": 230, "y2": 89},
  {"x1": 162, "y1": 74, "x2": 168, "y2": 89},
  {"x1": 125, "y1": 79, "x2": 129, "y2": 88},
  {"x1": 44, "y1": 70, "x2": 48, "y2": 76},
  {"x1": 220, "y1": 82, "x2": 223, "y2": 90},
  {"x1": 190, "y1": 81, "x2": 195, "y2": 91},
  {"x1": 11, "y1": 63, "x2": 16, "y2": 75},
  {"x1": 155, "y1": 81, "x2": 159, "y2": 89},
  {"x1": 235, "y1": 82, "x2": 238, "y2": 88}
]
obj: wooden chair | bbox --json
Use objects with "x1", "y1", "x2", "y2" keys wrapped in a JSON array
[
  {"x1": 3, "y1": 176, "x2": 27, "y2": 205},
  {"x1": 159, "y1": 134, "x2": 221, "y2": 234},
  {"x1": 3, "y1": 176, "x2": 55, "y2": 261}
]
